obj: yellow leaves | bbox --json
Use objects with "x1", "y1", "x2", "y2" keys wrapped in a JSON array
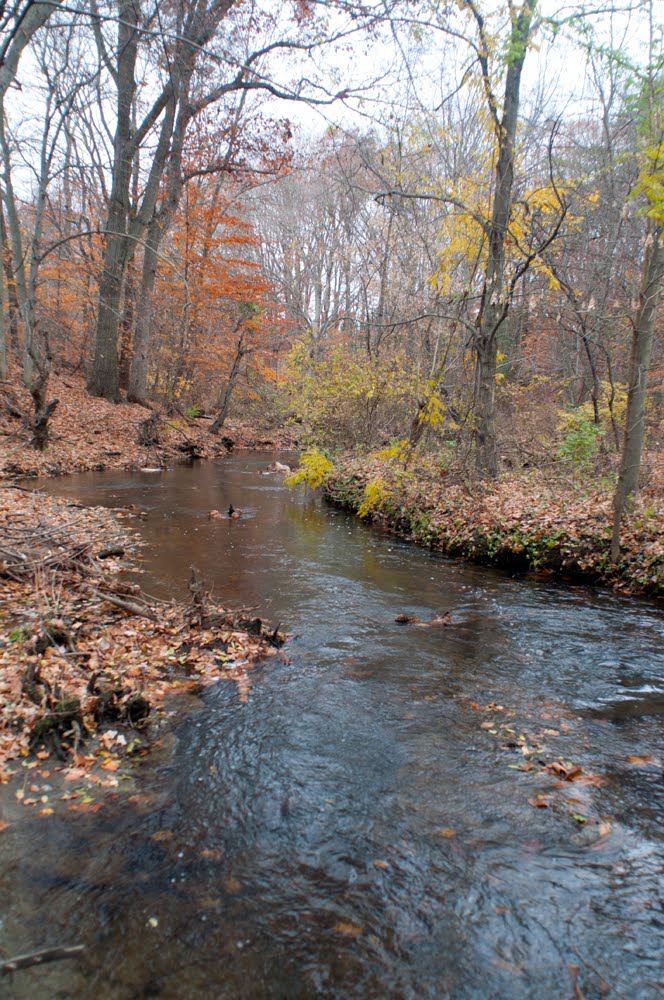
[
  {"x1": 421, "y1": 393, "x2": 446, "y2": 428},
  {"x1": 285, "y1": 336, "x2": 419, "y2": 449},
  {"x1": 285, "y1": 448, "x2": 335, "y2": 490},
  {"x1": 333, "y1": 920, "x2": 364, "y2": 938},
  {"x1": 357, "y1": 477, "x2": 392, "y2": 518}
]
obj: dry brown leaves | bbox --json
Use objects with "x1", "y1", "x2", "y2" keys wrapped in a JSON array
[
  {"x1": 0, "y1": 487, "x2": 285, "y2": 793},
  {"x1": 329, "y1": 454, "x2": 663, "y2": 598},
  {"x1": 0, "y1": 367, "x2": 296, "y2": 479}
]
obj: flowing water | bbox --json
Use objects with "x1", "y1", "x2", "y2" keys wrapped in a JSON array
[{"x1": 1, "y1": 453, "x2": 663, "y2": 999}]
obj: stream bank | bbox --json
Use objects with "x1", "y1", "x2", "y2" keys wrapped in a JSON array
[
  {"x1": 0, "y1": 485, "x2": 286, "y2": 794},
  {"x1": 320, "y1": 455, "x2": 664, "y2": 600},
  {"x1": 0, "y1": 368, "x2": 297, "y2": 479}
]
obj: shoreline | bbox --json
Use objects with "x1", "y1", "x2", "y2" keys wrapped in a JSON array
[
  {"x1": 0, "y1": 482, "x2": 287, "y2": 804},
  {"x1": 321, "y1": 459, "x2": 663, "y2": 602}
]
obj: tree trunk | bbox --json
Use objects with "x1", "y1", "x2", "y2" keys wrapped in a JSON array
[
  {"x1": 118, "y1": 253, "x2": 136, "y2": 391},
  {"x1": 0, "y1": 208, "x2": 19, "y2": 354},
  {"x1": 474, "y1": 336, "x2": 498, "y2": 478},
  {"x1": 471, "y1": 0, "x2": 537, "y2": 477},
  {"x1": 87, "y1": 0, "x2": 138, "y2": 401},
  {"x1": 611, "y1": 223, "x2": 663, "y2": 560},
  {"x1": 209, "y1": 328, "x2": 247, "y2": 434}
]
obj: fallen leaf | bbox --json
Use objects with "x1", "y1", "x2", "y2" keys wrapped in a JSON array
[
  {"x1": 200, "y1": 847, "x2": 225, "y2": 861},
  {"x1": 528, "y1": 797, "x2": 550, "y2": 808},
  {"x1": 100, "y1": 758, "x2": 120, "y2": 771},
  {"x1": 334, "y1": 920, "x2": 363, "y2": 937}
]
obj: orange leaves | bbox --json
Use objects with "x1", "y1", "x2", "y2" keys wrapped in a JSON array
[
  {"x1": 544, "y1": 761, "x2": 583, "y2": 782},
  {"x1": 625, "y1": 754, "x2": 658, "y2": 767}
]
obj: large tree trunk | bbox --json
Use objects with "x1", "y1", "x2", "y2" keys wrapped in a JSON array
[
  {"x1": 471, "y1": 0, "x2": 537, "y2": 477},
  {"x1": 86, "y1": 0, "x2": 138, "y2": 400},
  {"x1": 0, "y1": 208, "x2": 19, "y2": 354},
  {"x1": 127, "y1": 234, "x2": 158, "y2": 403},
  {"x1": 0, "y1": 1, "x2": 64, "y2": 101},
  {"x1": 474, "y1": 336, "x2": 498, "y2": 477},
  {"x1": 611, "y1": 222, "x2": 663, "y2": 560}
]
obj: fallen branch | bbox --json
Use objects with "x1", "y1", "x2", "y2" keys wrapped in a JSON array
[
  {"x1": 1, "y1": 944, "x2": 85, "y2": 975},
  {"x1": 88, "y1": 587, "x2": 157, "y2": 621}
]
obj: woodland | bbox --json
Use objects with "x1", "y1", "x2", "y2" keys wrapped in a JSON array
[
  {"x1": 0, "y1": 2, "x2": 662, "y2": 773},
  {"x1": 0, "y1": 6, "x2": 663, "y2": 993}
]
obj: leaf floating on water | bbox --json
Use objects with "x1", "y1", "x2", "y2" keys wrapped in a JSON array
[
  {"x1": 373, "y1": 859, "x2": 389, "y2": 869},
  {"x1": 435, "y1": 828, "x2": 457, "y2": 838},
  {"x1": 68, "y1": 801, "x2": 104, "y2": 813},
  {"x1": 334, "y1": 920, "x2": 364, "y2": 938},
  {"x1": 545, "y1": 761, "x2": 583, "y2": 781},
  {"x1": 625, "y1": 754, "x2": 656, "y2": 766},
  {"x1": 225, "y1": 876, "x2": 242, "y2": 894},
  {"x1": 528, "y1": 797, "x2": 550, "y2": 808},
  {"x1": 200, "y1": 847, "x2": 225, "y2": 862},
  {"x1": 151, "y1": 829, "x2": 174, "y2": 842},
  {"x1": 0, "y1": 820, "x2": 10, "y2": 832}
]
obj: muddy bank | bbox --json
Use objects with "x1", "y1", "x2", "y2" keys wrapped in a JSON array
[
  {"x1": 321, "y1": 457, "x2": 663, "y2": 600},
  {"x1": 0, "y1": 486, "x2": 286, "y2": 793}
]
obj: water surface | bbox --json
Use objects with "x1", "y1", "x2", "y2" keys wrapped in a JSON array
[{"x1": 1, "y1": 454, "x2": 663, "y2": 998}]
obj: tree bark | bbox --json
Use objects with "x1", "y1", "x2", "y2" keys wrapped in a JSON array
[
  {"x1": 87, "y1": 0, "x2": 139, "y2": 401},
  {"x1": 209, "y1": 326, "x2": 247, "y2": 434},
  {"x1": 611, "y1": 222, "x2": 663, "y2": 560},
  {"x1": 471, "y1": 0, "x2": 537, "y2": 477}
]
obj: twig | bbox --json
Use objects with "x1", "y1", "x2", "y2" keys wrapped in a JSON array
[
  {"x1": 88, "y1": 587, "x2": 157, "y2": 621},
  {"x1": 1, "y1": 944, "x2": 85, "y2": 975}
]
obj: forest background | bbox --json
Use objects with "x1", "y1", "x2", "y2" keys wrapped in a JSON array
[{"x1": 0, "y1": 0, "x2": 662, "y2": 587}]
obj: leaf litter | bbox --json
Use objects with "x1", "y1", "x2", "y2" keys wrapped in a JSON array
[{"x1": 0, "y1": 486, "x2": 287, "y2": 817}]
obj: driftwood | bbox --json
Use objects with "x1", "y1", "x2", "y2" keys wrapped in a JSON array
[{"x1": 1, "y1": 944, "x2": 85, "y2": 975}]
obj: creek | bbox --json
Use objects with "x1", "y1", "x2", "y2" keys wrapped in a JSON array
[{"x1": 1, "y1": 452, "x2": 663, "y2": 998}]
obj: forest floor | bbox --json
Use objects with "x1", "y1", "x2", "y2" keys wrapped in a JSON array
[
  {"x1": 0, "y1": 367, "x2": 296, "y2": 479},
  {"x1": 0, "y1": 370, "x2": 291, "y2": 808},
  {"x1": 321, "y1": 453, "x2": 664, "y2": 601}
]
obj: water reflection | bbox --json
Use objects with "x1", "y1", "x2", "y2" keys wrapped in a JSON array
[{"x1": 1, "y1": 453, "x2": 662, "y2": 998}]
